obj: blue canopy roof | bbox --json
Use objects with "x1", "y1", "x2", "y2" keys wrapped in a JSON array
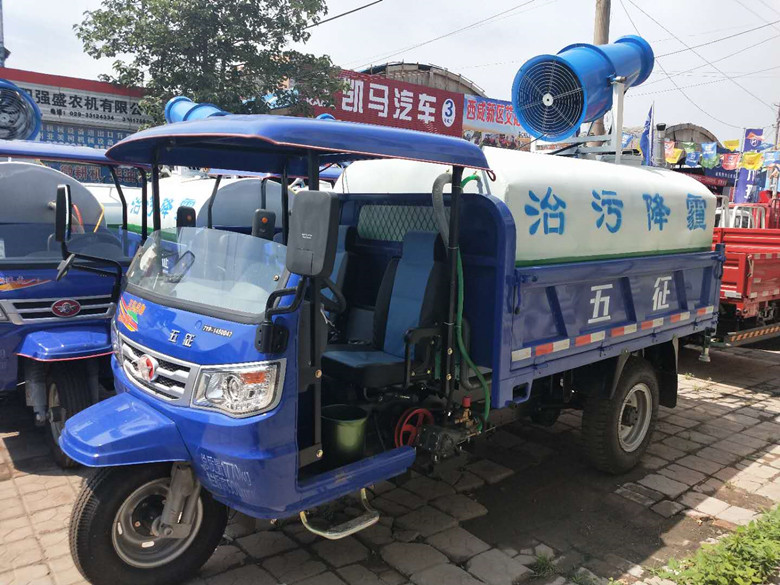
[
  {"x1": 106, "y1": 115, "x2": 489, "y2": 174},
  {"x1": 0, "y1": 139, "x2": 144, "y2": 166},
  {"x1": 206, "y1": 164, "x2": 342, "y2": 182}
]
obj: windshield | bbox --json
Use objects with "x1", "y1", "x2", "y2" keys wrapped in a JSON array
[{"x1": 125, "y1": 227, "x2": 286, "y2": 320}]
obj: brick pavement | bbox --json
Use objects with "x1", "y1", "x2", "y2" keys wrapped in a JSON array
[{"x1": 1, "y1": 345, "x2": 780, "y2": 585}]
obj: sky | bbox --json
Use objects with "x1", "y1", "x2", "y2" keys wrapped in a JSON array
[{"x1": 3, "y1": 0, "x2": 780, "y2": 143}]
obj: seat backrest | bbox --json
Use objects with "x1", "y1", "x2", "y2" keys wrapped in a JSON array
[{"x1": 374, "y1": 231, "x2": 446, "y2": 358}]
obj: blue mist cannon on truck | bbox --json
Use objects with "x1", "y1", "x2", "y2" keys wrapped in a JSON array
[
  {"x1": 56, "y1": 115, "x2": 722, "y2": 584},
  {"x1": 512, "y1": 34, "x2": 654, "y2": 140}
]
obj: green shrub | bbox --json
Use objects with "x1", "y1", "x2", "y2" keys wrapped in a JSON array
[{"x1": 658, "y1": 505, "x2": 780, "y2": 585}]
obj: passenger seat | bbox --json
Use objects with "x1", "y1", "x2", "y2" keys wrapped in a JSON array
[{"x1": 321, "y1": 231, "x2": 446, "y2": 389}]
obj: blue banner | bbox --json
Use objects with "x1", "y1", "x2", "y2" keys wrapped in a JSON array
[{"x1": 639, "y1": 105, "x2": 653, "y2": 165}]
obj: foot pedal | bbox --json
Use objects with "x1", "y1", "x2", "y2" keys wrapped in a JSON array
[{"x1": 299, "y1": 488, "x2": 379, "y2": 540}]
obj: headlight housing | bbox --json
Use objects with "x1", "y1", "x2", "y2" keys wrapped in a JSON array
[
  {"x1": 111, "y1": 318, "x2": 120, "y2": 356},
  {"x1": 192, "y1": 360, "x2": 284, "y2": 417},
  {"x1": 0, "y1": 305, "x2": 7, "y2": 322}
]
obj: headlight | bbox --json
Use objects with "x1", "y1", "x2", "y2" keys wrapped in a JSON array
[
  {"x1": 192, "y1": 360, "x2": 284, "y2": 417},
  {"x1": 0, "y1": 306, "x2": 7, "y2": 322}
]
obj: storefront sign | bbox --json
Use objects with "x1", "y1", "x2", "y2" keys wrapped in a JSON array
[
  {"x1": 0, "y1": 67, "x2": 151, "y2": 130},
  {"x1": 312, "y1": 70, "x2": 463, "y2": 136}
]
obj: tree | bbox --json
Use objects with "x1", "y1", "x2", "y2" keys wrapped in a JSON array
[{"x1": 76, "y1": 0, "x2": 343, "y2": 124}]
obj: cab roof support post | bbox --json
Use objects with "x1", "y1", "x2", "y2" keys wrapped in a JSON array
[
  {"x1": 151, "y1": 152, "x2": 162, "y2": 232},
  {"x1": 207, "y1": 175, "x2": 223, "y2": 229},
  {"x1": 281, "y1": 164, "x2": 289, "y2": 245},
  {"x1": 140, "y1": 170, "x2": 148, "y2": 244},
  {"x1": 307, "y1": 150, "x2": 320, "y2": 188},
  {"x1": 443, "y1": 165, "x2": 464, "y2": 416},
  {"x1": 260, "y1": 177, "x2": 267, "y2": 210},
  {"x1": 109, "y1": 166, "x2": 127, "y2": 231}
]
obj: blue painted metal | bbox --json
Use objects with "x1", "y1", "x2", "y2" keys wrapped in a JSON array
[
  {"x1": 0, "y1": 268, "x2": 120, "y2": 391},
  {"x1": 16, "y1": 325, "x2": 111, "y2": 361},
  {"x1": 512, "y1": 35, "x2": 654, "y2": 140},
  {"x1": 60, "y1": 392, "x2": 190, "y2": 467},
  {"x1": 0, "y1": 138, "x2": 148, "y2": 167},
  {"x1": 106, "y1": 115, "x2": 490, "y2": 173},
  {"x1": 164, "y1": 96, "x2": 228, "y2": 124}
]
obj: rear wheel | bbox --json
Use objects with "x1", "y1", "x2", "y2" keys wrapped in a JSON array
[
  {"x1": 70, "y1": 463, "x2": 228, "y2": 585},
  {"x1": 46, "y1": 363, "x2": 92, "y2": 469},
  {"x1": 582, "y1": 357, "x2": 658, "y2": 474}
]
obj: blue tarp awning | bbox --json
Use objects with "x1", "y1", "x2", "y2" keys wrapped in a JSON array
[{"x1": 106, "y1": 115, "x2": 489, "y2": 174}]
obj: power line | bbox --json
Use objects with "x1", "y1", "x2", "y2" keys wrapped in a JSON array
[
  {"x1": 304, "y1": 0, "x2": 383, "y2": 29},
  {"x1": 618, "y1": 0, "x2": 745, "y2": 129},
  {"x1": 632, "y1": 64, "x2": 780, "y2": 97},
  {"x1": 640, "y1": 32, "x2": 780, "y2": 87},
  {"x1": 460, "y1": 18, "x2": 779, "y2": 72},
  {"x1": 346, "y1": 0, "x2": 549, "y2": 69},
  {"x1": 654, "y1": 20, "x2": 780, "y2": 57},
  {"x1": 626, "y1": 0, "x2": 775, "y2": 112}
]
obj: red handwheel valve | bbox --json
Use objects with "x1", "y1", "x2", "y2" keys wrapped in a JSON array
[{"x1": 394, "y1": 408, "x2": 434, "y2": 448}]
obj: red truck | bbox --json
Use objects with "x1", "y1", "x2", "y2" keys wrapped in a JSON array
[{"x1": 713, "y1": 199, "x2": 780, "y2": 346}]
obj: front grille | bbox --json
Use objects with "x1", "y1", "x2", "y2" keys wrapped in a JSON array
[
  {"x1": 120, "y1": 335, "x2": 193, "y2": 400},
  {"x1": 1, "y1": 295, "x2": 114, "y2": 323}
]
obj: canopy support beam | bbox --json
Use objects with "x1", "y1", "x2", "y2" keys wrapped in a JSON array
[
  {"x1": 443, "y1": 165, "x2": 464, "y2": 416},
  {"x1": 207, "y1": 175, "x2": 223, "y2": 229}
]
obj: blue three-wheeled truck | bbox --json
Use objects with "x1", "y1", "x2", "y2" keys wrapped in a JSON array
[
  {"x1": 57, "y1": 115, "x2": 723, "y2": 585},
  {"x1": 0, "y1": 140, "x2": 146, "y2": 467}
]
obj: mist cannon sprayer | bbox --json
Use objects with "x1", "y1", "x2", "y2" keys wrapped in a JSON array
[
  {"x1": 164, "y1": 96, "x2": 228, "y2": 123},
  {"x1": 511, "y1": 35, "x2": 654, "y2": 143}
]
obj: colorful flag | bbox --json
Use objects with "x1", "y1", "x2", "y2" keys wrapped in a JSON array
[
  {"x1": 721, "y1": 152, "x2": 741, "y2": 170},
  {"x1": 621, "y1": 132, "x2": 633, "y2": 149},
  {"x1": 639, "y1": 105, "x2": 653, "y2": 166},
  {"x1": 701, "y1": 142, "x2": 718, "y2": 169},
  {"x1": 744, "y1": 128, "x2": 764, "y2": 151},
  {"x1": 681, "y1": 142, "x2": 697, "y2": 154},
  {"x1": 764, "y1": 151, "x2": 780, "y2": 167},
  {"x1": 685, "y1": 151, "x2": 702, "y2": 166},
  {"x1": 723, "y1": 139, "x2": 741, "y2": 152},
  {"x1": 741, "y1": 151, "x2": 764, "y2": 170}
]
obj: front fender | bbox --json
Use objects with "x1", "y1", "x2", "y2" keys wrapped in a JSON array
[
  {"x1": 59, "y1": 393, "x2": 191, "y2": 467},
  {"x1": 16, "y1": 325, "x2": 112, "y2": 361}
]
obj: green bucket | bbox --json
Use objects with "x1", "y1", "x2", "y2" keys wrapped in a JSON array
[{"x1": 321, "y1": 404, "x2": 368, "y2": 468}]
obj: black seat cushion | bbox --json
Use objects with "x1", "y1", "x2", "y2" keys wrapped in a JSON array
[{"x1": 321, "y1": 349, "x2": 405, "y2": 389}]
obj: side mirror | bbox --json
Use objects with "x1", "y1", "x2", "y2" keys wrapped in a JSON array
[
  {"x1": 56, "y1": 254, "x2": 76, "y2": 281},
  {"x1": 252, "y1": 209, "x2": 276, "y2": 240},
  {"x1": 285, "y1": 191, "x2": 339, "y2": 277},
  {"x1": 176, "y1": 206, "x2": 196, "y2": 228},
  {"x1": 55, "y1": 184, "x2": 72, "y2": 243}
]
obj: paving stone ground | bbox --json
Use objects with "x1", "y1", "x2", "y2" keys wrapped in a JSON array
[{"x1": 3, "y1": 344, "x2": 780, "y2": 584}]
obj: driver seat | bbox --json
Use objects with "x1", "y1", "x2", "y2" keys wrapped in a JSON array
[{"x1": 321, "y1": 231, "x2": 446, "y2": 389}]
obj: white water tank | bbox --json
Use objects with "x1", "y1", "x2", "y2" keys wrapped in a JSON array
[{"x1": 335, "y1": 146, "x2": 715, "y2": 265}]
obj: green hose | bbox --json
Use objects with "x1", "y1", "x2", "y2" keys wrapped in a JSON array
[{"x1": 457, "y1": 175, "x2": 490, "y2": 429}]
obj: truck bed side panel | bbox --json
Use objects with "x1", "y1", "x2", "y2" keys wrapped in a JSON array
[{"x1": 498, "y1": 250, "x2": 722, "y2": 408}]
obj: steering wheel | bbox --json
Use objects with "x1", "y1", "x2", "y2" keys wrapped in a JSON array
[{"x1": 320, "y1": 277, "x2": 346, "y2": 314}]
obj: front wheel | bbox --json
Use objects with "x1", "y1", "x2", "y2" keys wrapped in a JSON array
[
  {"x1": 582, "y1": 357, "x2": 659, "y2": 474},
  {"x1": 46, "y1": 363, "x2": 92, "y2": 469},
  {"x1": 70, "y1": 463, "x2": 228, "y2": 585}
]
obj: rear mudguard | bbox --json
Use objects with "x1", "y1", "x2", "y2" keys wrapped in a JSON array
[
  {"x1": 16, "y1": 325, "x2": 112, "y2": 361},
  {"x1": 59, "y1": 392, "x2": 190, "y2": 467}
]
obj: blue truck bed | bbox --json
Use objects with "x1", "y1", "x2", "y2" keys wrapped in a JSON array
[{"x1": 497, "y1": 250, "x2": 722, "y2": 407}]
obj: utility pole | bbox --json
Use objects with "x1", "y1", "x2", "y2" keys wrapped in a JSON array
[
  {"x1": 775, "y1": 101, "x2": 780, "y2": 148},
  {"x1": 590, "y1": 0, "x2": 611, "y2": 138},
  {"x1": 0, "y1": 0, "x2": 8, "y2": 68}
]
